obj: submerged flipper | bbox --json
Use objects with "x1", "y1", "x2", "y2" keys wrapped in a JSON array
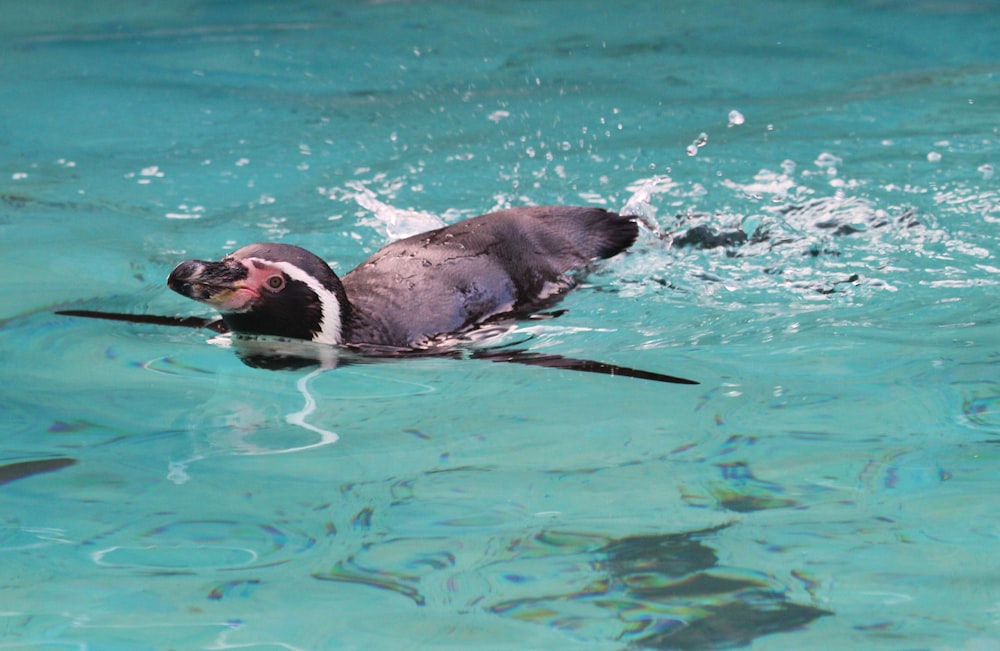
[
  {"x1": 55, "y1": 309, "x2": 698, "y2": 385},
  {"x1": 56, "y1": 309, "x2": 228, "y2": 332},
  {"x1": 469, "y1": 349, "x2": 698, "y2": 384}
]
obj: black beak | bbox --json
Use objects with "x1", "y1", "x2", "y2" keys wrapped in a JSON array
[{"x1": 167, "y1": 258, "x2": 248, "y2": 305}]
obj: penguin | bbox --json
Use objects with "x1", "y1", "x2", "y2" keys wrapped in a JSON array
[
  {"x1": 58, "y1": 206, "x2": 698, "y2": 384},
  {"x1": 166, "y1": 206, "x2": 637, "y2": 349}
]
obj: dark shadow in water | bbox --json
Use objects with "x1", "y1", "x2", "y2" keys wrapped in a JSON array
[
  {"x1": 636, "y1": 599, "x2": 829, "y2": 650},
  {"x1": 492, "y1": 525, "x2": 830, "y2": 650},
  {"x1": 0, "y1": 458, "x2": 76, "y2": 486},
  {"x1": 600, "y1": 527, "x2": 830, "y2": 649}
]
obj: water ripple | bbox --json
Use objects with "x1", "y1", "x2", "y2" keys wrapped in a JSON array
[{"x1": 88, "y1": 518, "x2": 318, "y2": 573}]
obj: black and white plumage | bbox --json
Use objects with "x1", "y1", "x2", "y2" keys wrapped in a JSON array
[
  {"x1": 58, "y1": 206, "x2": 698, "y2": 384},
  {"x1": 167, "y1": 206, "x2": 639, "y2": 349}
]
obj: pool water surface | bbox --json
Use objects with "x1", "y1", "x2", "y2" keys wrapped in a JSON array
[{"x1": 1, "y1": 1, "x2": 998, "y2": 649}]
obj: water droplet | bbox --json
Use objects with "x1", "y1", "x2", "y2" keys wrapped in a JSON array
[{"x1": 685, "y1": 132, "x2": 708, "y2": 156}]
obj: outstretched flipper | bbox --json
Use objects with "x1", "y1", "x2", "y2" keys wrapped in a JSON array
[
  {"x1": 56, "y1": 309, "x2": 228, "y2": 332},
  {"x1": 469, "y1": 349, "x2": 698, "y2": 385}
]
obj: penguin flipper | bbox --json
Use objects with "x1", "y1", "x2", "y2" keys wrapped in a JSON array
[
  {"x1": 55, "y1": 309, "x2": 228, "y2": 333},
  {"x1": 468, "y1": 349, "x2": 699, "y2": 385}
]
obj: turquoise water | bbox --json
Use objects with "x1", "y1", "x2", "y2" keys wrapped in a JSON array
[{"x1": 2, "y1": 1, "x2": 998, "y2": 648}]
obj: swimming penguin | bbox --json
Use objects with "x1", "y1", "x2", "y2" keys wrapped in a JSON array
[
  {"x1": 167, "y1": 206, "x2": 637, "y2": 349},
  {"x1": 58, "y1": 206, "x2": 697, "y2": 384}
]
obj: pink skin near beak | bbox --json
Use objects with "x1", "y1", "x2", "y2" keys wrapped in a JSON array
[
  {"x1": 211, "y1": 259, "x2": 284, "y2": 312},
  {"x1": 210, "y1": 283, "x2": 260, "y2": 312}
]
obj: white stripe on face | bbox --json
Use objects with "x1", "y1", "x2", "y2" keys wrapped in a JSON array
[{"x1": 245, "y1": 258, "x2": 343, "y2": 345}]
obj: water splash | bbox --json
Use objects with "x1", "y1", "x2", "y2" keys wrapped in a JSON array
[
  {"x1": 620, "y1": 175, "x2": 680, "y2": 235},
  {"x1": 814, "y1": 152, "x2": 843, "y2": 178},
  {"x1": 722, "y1": 167, "x2": 802, "y2": 201},
  {"x1": 686, "y1": 132, "x2": 709, "y2": 157},
  {"x1": 335, "y1": 181, "x2": 446, "y2": 240}
]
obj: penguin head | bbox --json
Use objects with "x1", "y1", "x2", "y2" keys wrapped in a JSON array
[{"x1": 167, "y1": 243, "x2": 348, "y2": 344}]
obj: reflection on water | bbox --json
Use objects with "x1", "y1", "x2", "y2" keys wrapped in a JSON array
[
  {"x1": 491, "y1": 527, "x2": 829, "y2": 649},
  {"x1": 312, "y1": 524, "x2": 829, "y2": 649}
]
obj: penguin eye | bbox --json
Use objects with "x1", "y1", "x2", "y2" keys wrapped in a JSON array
[{"x1": 265, "y1": 274, "x2": 286, "y2": 291}]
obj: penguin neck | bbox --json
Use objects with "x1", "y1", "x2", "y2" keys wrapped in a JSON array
[{"x1": 312, "y1": 274, "x2": 352, "y2": 345}]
